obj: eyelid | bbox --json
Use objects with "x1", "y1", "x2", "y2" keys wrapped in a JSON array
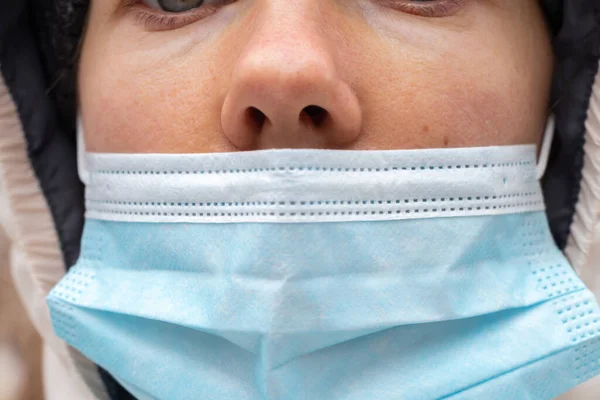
[
  {"x1": 124, "y1": 0, "x2": 231, "y2": 31},
  {"x1": 379, "y1": 0, "x2": 468, "y2": 18},
  {"x1": 138, "y1": 0, "x2": 224, "y2": 12},
  {"x1": 125, "y1": 0, "x2": 465, "y2": 32}
]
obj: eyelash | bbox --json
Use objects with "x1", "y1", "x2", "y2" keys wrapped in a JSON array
[
  {"x1": 123, "y1": 1, "x2": 227, "y2": 31},
  {"x1": 124, "y1": 0, "x2": 467, "y2": 31},
  {"x1": 381, "y1": 0, "x2": 467, "y2": 17}
]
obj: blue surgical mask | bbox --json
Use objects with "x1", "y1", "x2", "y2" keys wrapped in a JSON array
[{"x1": 48, "y1": 143, "x2": 600, "y2": 400}]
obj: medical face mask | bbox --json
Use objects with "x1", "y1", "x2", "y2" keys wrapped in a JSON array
[{"x1": 48, "y1": 139, "x2": 600, "y2": 400}]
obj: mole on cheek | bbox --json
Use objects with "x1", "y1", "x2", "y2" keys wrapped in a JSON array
[{"x1": 443, "y1": 136, "x2": 449, "y2": 147}]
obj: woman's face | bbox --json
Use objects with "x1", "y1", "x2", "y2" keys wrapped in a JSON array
[{"x1": 79, "y1": 0, "x2": 553, "y2": 153}]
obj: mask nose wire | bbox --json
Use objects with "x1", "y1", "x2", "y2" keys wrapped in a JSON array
[
  {"x1": 536, "y1": 115, "x2": 555, "y2": 180},
  {"x1": 77, "y1": 115, "x2": 90, "y2": 185}
]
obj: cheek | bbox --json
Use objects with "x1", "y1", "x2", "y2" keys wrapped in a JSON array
[
  {"x1": 79, "y1": 10, "x2": 241, "y2": 153},
  {"x1": 364, "y1": 62, "x2": 548, "y2": 150},
  {"x1": 352, "y1": 70, "x2": 515, "y2": 150},
  {"x1": 351, "y1": 6, "x2": 552, "y2": 150},
  {"x1": 80, "y1": 52, "x2": 234, "y2": 153}
]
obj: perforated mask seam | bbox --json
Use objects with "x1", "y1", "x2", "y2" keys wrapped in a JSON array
[{"x1": 91, "y1": 160, "x2": 532, "y2": 175}]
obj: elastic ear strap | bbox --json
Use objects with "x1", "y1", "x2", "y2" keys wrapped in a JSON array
[
  {"x1": 77, "y1": 116, "x2": 89, "y2": 185},
  {"x1": 536, "y1": 115, "x2": 555, "y2": 180}
]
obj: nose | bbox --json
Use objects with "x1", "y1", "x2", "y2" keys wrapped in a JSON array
[{"x1": 221, "y1": 10, "x2": 362, "y2": 150}]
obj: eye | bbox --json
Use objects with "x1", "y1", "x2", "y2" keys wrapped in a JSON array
[
  {"x1": 143, "y1": 0, "x2": 205, "y2": 13},
  {"x1": 125, "y1": 0, "x2": 234, "y2": 30},
  {"x1": 379, "y1": 0, "x2": 468, "y2": 18}
]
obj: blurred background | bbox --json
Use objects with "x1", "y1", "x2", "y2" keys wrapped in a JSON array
[{"x1": 0, "y1": 225, "x2": 43, "y2": 400}]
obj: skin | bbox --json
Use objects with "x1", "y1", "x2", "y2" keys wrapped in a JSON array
[{"x1": 78, "y1": 0, "x2": 554, "y2": 153}]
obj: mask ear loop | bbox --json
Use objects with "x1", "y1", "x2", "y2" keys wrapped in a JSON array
[
  {"x1": 536, "y1": 115, "x2": 555, "y2": 180},
  {"x1": 77, "y1": 115, "x2": 90, "y2": 185}
]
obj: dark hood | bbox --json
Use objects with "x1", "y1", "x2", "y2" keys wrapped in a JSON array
[{"x1": 1, "y1": 1, "x2": 600, "y2": 399}]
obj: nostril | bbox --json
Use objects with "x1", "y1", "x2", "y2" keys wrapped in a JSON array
[
  {"x1": 246, "y1": 107, "x2": 267, "y2": 132},
  {"x1": 301, "y1": 105, "x2": 329, "y2": 128}
]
